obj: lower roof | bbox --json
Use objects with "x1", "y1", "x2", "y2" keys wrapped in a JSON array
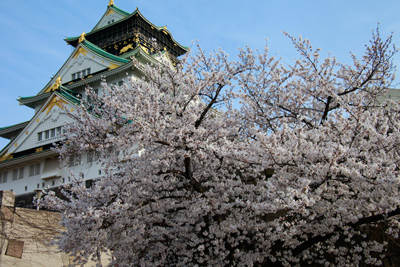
[{"x1": 0, "y1": 121, "x2": 30, "y2": 140}]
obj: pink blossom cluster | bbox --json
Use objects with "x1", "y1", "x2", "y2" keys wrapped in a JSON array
[{"x1": 43, "y1": 29, "x2": 400, "y2": 266}]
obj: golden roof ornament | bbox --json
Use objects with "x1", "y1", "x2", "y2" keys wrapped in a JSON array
[
  {"x1": 108, "y1": 0, "x2": 114, "y2": 6},
  {"x1": 79, "y1": 31, "x2": 86, "y2": 43},
  {"x1": 54, "y1": 76, "x2": 62, "y2": 90},
  {"x1": 44, "y1": 76, "x2": 62, "y2": 93},
  {"x1": 55, "y1": 76, "x2": 62, "y2": 86}
]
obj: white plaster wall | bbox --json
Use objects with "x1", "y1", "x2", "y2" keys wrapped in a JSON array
[
  {"x1": 96, "y1": 12, "x2": 124, "y2": 29},
  {"x1": 61, "y1": 55, "x2": 111, "y2": 84},
  {"x1": 15, "y1": 109, "x2": 73, "y2": 153}
]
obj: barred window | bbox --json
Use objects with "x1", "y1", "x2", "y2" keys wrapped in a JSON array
[
  {"x1": 38, "y1": 127, "x2": 63, "y2": 141},
  {"x1": 13, "y1": 168, "x2": 24, "y2": 180},
  {"x1": 87, "y1": 150, "x2": 101, "y2": 163},
  {"x1": 71, "y1": 68, "x2": 91, "y2": 80},
  {"x1": 29, "y1": 163, "x2": 41, "y2": 176},
  {"x1": 0, "y1": 172, "x2": 7, "y2": 184},
  {"x1": 68, "y1": 154, "x2": 81, "y2": 167}
]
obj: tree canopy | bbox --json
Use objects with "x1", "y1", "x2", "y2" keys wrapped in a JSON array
[{"x1": 42, "y1": 28, "x2": 400, "y2": 266}]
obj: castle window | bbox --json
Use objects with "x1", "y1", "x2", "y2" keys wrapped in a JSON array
[
  {"x1": 29, "y1": 165, "x2": 34, "y2": 176},
  {"x1": 12, "y1": 168, "x2": 24, "y2": 180},
  {"x1": 24, "y1": 186, "x2": 27, "y2": 191},
  {"x1": 68, "y1": 154, "x2": 81, "y2": 167},
  {"x1": 71, "y1": 68, "x2": 91, "y2": 80},
  {"x1": 0, "y1": 172, "x2": 7, "y2": 183},
  {"x1": 87, "y1": 150, "x2": 100, "y2": 163},
  {"x1": 35, "y1": 163, "x2": 40, "y2": 175},
  {"x1": 19, "y1": 167, "x2": 24, "y2": 179},
  {"x1": 56, "y1": 127, "x2": 63, "y2": 136},
  {"x1": 104, "y1": 147, "x2": 119, "y2": 158},
  {"x1": 29, "y1": 163, "x2": 41, "y2": 176},
  {"x1": 82, "y1": 68, "x2": 91, "y2": 76},
  {"x1": 38, "y1": 127, "x2": 63, "y2": 141}
]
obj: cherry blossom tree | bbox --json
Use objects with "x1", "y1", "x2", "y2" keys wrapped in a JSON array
[{"x1": 42, "y1": 28, "x2": 400, "y2": 266}]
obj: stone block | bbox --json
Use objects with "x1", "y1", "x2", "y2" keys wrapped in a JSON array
[{"x1": 0, "y1": 191, "x2": 15, "y2": 207}]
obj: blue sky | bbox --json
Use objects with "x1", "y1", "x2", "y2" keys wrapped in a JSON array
[{"x1": 0, "y1": 0, "x2": 399, "y2": 149}]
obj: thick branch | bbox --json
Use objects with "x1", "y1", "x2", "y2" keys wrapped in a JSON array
[
  {"x1": 184, "y1": 156, "x2": 205, "y2": 193},
  {"x1": 320, "y1": 96, "x2": 332, "y2": 123},
  {"x1": 291, "y1": 207, "x2": 400, "y2": 256},
  {"x1": 195, "y1": 84, "x2": 223, "y2": 128}
]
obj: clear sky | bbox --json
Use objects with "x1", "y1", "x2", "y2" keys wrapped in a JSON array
[{"x1": 0, "y1": 0, "x2": 399, "y2": 149}]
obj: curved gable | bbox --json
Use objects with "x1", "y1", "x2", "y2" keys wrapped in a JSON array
[{"x1": 38, "y1": 41, "x2": 129, "y2": 95}]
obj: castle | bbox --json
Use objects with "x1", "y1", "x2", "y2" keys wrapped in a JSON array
[{"x1": 0, "y1": 0, "x2": 187, "y2": 207}]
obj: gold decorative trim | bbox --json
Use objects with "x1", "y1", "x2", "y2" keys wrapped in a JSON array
[
  {"x1": 0, "y1": 152, "x2": 12, "y2": 162},
  {"x1": 140, "y1": 45, "x2": 149, "y2": 54},
  {"x1": 42, "y1": 96, "x2": 68, "y2": 115},
  {"x1": 108, "y1": 63, "x2": 120, "y2": 70},
  {"x1": 73, "y1": 47, "x2": 88, "y2": 60},
  {"x1": 108, "y1": 0, "x2": 114, "y2": 6},
  {"x1": 119, "y1": 44, "x2": 134, "y2": 54},
  {"x1": 106, "y1": 9, "x2": 115, "y2": 16},
  {"x1": 44, "y1": 76, "x2": 62, "y2": 93},
  {"x1": 79, "y1": 31, "x2": 86, "y2": 43},
  {"x1": 35, "y1": 147, "x2": 43, "y2": 153}
]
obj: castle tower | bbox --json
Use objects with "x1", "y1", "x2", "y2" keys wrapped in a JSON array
[{"x1": 0, "y1": 2, "x2": 187, "y2": 204}]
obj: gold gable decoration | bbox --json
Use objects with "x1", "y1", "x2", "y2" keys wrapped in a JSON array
[
  {"x1": 0, "y1": 151, "x2": 13, "y2": 162},
  {"x1": 108, "y1": 0, "x2": 114, "y2": 6},
  {"x1": 44, "y1": 76, "x2": 62, "y2": 93},
  {"x1": 43, "y1": 96, "x2": 68, "y2": 115},
  {"x1": 73, "y1": 47, "x2": 88, "y2": 60}
]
